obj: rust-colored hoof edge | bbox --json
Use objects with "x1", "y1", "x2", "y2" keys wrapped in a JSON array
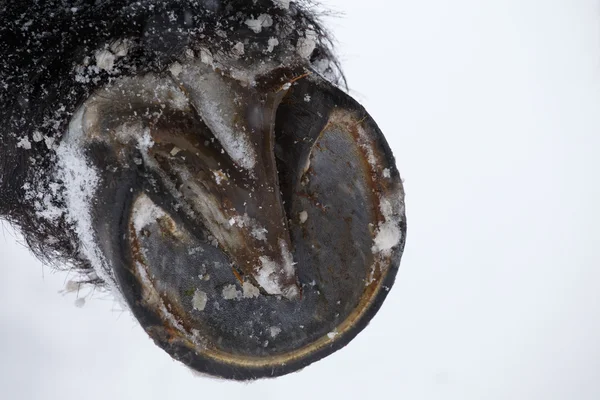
[{"x1": 92, "y1": 70, "x2": 406, "y2": 380}]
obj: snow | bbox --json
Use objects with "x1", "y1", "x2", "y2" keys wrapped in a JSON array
[
  {"x1": 299, "y1": 210, "x2": 308, "y2": 224},
  {"x1": 211, "y1": 169, "x2": 228, "y2": 185},
  {"x1": 170, "y1": 146, "x2": 182, "y2": 157},
  {"x1": 272, "y1": 0, "x2": 290, "y2": 9},
  {"x1": 242, "y1": 281, "x2": 260, "y2": 298},
  {"x1": 21, "y1": 19, "x2": 33, "y2": 31},
  {"x1": 34, "y1": 192, "x2": 64, "y2": 222},
  {"x1": 255, "y1": 256, "x2": 284, "y2": 295},
  {"x1": 16, "y1": 137, "x2": 31, "y2": 150},
  {"x1": 251, "y1": 227, "x2": 268, "y2": 242},
  {"x1": 269, "y1": 326, "x2": 282, "y2": 338},
  {"x1": 109, "y1": 39, "x2": 130, "y2": 57},
  {"x1": 44, "y1": 135, "x2": 55, "y2": 150},
  {"x1": 93, "y1": 39, "x2": 130, "y2": 73},
  {"x1": 192, "y1": 289, "x2": 208, "y2": 311},
  {"x1": 131, "y1": 194, "x2": 166, "y2": 234},
  {"x1": 245, "y1": 14, "x2": 273, "y2": 34},
  {"x1": 199, "y1": 48, "x2": 214, "y2": 66},
  {"x1": 255, "y1": 240, "x2": 298, "y2": 298},
  {"x1": 224, "y1": 214, "x2": 269, "y2": 243},
  {"x1": 137, "y1": 128, "x2": 154, "y2": 153},
  {"x1": 296, "y1": 30, "x2": 317, "y2": 59},
  {"x1": 168, "y1": 61, "x2": 183, "y2": 77},
  {"x1": 266, "y1": 37, "x2": 279, "y2": 53},
  {"x1": 32, "y1": 130, "x2": 43, "y2": 142},
  {"x1": 371, "y1": 196, "x2": 403, "y2": 256},
  {"x1": 279, "y1": 241, "x2": 297, "y2": 276},
  {"x1": 222, "y1": 284, "x2": 242, "y2": 300},
  {"x1": 56, "y1": 106, "x2": 119, "y2": 296},
  {"x1": 94, "y1": 49, "x2": 116, "y2": 72},
  {"x1": 231, "y1": 42, "x2": 245, "y2": 57}
]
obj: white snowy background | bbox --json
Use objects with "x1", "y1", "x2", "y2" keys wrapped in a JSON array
[{"x1": 1, "y1": 0, "x2": 600, "y2": 398}]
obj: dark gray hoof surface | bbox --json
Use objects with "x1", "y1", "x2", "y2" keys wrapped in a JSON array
[{"x1": 90, "y1": 71, "x2": 405, "y2": 380}]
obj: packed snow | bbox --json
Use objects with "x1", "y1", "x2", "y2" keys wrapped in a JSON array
[
  {"x1": 371, "y1": 196, "x2": 403, "y2": 256},
  {"x1": 245, "y1": 14, "x2": 273, "y2": 34},
  {"x1": 255, "y1": 240, "x2": 298, "y2": 298},
  {"x1": 131, "y1": 194, "x2": 166, "y2": 234},
  {"x1": 192, "y1": 289, "x2": 208, "y2": 311},
  {"x1": 54, "y1": 105, "x2": 122, "y2": 299}
]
